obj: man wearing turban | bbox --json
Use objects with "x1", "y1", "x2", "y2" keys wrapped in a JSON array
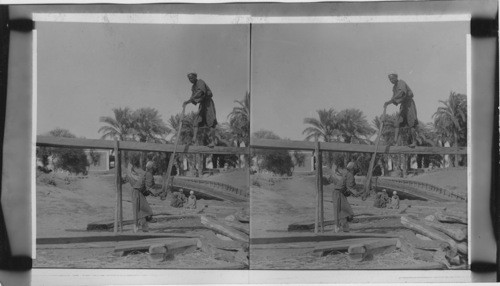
[
  {"x1": 384, "y1": 72, "x2": 419, "y2": 147},
  {"x1": 131, "y1": 160, "x2": 156, "y2": 232},
  {"x1": 183, "y1": 73, "x2": 218, "y2": 147}
]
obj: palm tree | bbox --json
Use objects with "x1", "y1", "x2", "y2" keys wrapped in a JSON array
[
  {"x1": 303, "y1": 108, "x2": 340, "y2": 168},
  {"x1": 336, "y1": 108, "x2": 375, "y2": 144},
  {"x1": 98, "y1": 107, "x2": 134, "y2": 141},
  {"x1": 131, "y1": 107, "x2": 170, "y2": 143},
  {"x1": 303, "y1": 108, "x2": 339, "y2": 142},
  {"x1": 127, "y1": 107, "x2": 170, "y2": 169},
  {"x1": 433, "y1": 92, "x2": 467, "y2": 167},
  {"x1": 228, "y1": 92, "x2": 250, "y2": 147}
]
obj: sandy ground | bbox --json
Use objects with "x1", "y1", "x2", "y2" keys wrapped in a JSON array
[
  {"x1": 35, "y1": 170, "x2": 249, "y2": 269},
  {"x1": 249, "y1": 169, "x2": 468, "y2": 269}
]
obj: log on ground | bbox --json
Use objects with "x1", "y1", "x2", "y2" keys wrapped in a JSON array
[
  {"x1": 424, "y1": 220, "x2": 466, "y2": 241},
  {"x1": 435, "y1": 212, "x2": 467, "y2": 225},
  {"x1": 313, "y1": 238, "x2": 383, "y2": 257},
  {"x1": 201, "y1": 216, "x2": 249, "y2": 242},
  {"x1": 223, "y1": 220, "x2": 250, "y2": 235},
  {"x1": 400, "y1": 216, "x2": 458, "y2": 255},
  {"x1": 347, "y1": 238, "x2": 401, "y2": 261}
]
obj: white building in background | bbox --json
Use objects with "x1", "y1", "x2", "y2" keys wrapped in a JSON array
[{"x1": 84, "y1": 149, "x2": 110, "y2": 172}]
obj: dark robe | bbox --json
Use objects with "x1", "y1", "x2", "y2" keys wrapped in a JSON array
[
  {"x1": 391, "y1": 79, "x2": 418, "y2": 128},
  {"x1": 331, "y1": 169, "x2": 355, "y2": 226},
  {"x1": 132, "y1": 170, "x2": 154, "y2": 220},
  {"x1": 190, "y1": 79, "x2": 217, "y2": 128}
]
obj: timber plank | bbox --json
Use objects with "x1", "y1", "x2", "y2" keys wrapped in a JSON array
[
  {"x1": 400, "y1": 216, "x2": 458, "y2": 253},
  {"x1": 37, "y1": 135, "x2": 248, "y2": 154},
  {"x1": 435, "y1": 212, "x2": 467, "y2": 225},
  {"x1": 201, "y1": 216, "x2": 249, "y2": 242},
  {"x1": 223, "y1": 220, "x2": 250, "y2": 235},
  {"x1": 251, "y1": 138, "x2": 467, "y2": 155},
  {"x1": 424, "y1": 220, "x2": 466, "y2": 241},
  {"x1": 288, "y1": 215, "x2": 408, "y2": 231},
  {"x1": 37, "y1": 233, "x2": 201, "y2": 245},
  {"x1": 313, "y1": 238, "x2": 381, "y2": 256},
  {"x1": 251, "y1": 233, "x2": 398, "y2": 245},
  {"x1": 87, "y1": 214, "x2": 201, "y2": 231},
  {"x1": 114, "y1": 238, "x2": 183, "y2": 253}
]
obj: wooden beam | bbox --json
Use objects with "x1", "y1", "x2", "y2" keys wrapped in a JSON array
[
  {"x1": 251, "y1": 233, "x2": 398, "y2": 245},
  {"x1": 201, "y1": 216, "x2": 249, "y2": 242},
  {"x1": 434, "y1": 211, "x2": 467, "y2": 225},
  {"x1": 116, "y1": 141, "x2": 123, "y2": 232},
  {"x1": 114, "y1": 140, "x2": 119, "y2": 234},
  {"x1": 37, "y1": 135, "x2": 114, "y2": 149},
  {"x1": 400, "y1": 216, "x2": 458, "y2": 253},
  {"x1": 313, "y1": 238, "x2": 383, "y2": 256},
  {"x1": 37, "y1": 233, "x2": 202, "y2": 245},
  {"x1": 37, "y1": 135, "x2": 248, "y2": 154},
  {"x1": 223, "y1": 220, "x2": 250, "y2": 235},
  {"x1": 314, "y1": 138, "x2": 319, "y2": 234},
  {"x1": 424, "y1": 220, "x2": 466, "y2": 242},
  {"x1": 288, "y1": 214, "x2": 412, "y2": 231},
  {"x1": 250, "y1": 138, "x2": 467, "y2": 155},
  {"x1": 87, "y1": 214, "x2": 202, "y2": 231}
]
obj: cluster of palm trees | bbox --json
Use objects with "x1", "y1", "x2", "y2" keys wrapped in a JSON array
[
  {"x1": 302, "y1": 92, "x2": 467, "y2": 172},
  {"x1": 98, "y1": 93, "x2": 250, "y2": 171}
]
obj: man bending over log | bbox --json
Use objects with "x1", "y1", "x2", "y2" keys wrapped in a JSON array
[
  {"x1": 131, "y1": 161, "x2": 157, "y2": 232},
  {"x1": 384, "y1": 72, "x2": 419, "y2": 147},
  {"x1": 183, "y1": 72, "x2": 218, "y2": 147},
  {"x1": 330, "y1": 160, "x2": 358, "y2": 233}
]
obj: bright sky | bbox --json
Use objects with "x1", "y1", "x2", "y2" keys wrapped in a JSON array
[
  {"x1": 37, "y1": 20, "x2": 468, "y2": 141},
  {"x1": 37, "y1": 22, "x2": 250, "y2": 139},
  {"x1": 251, "y1": 21, "x2": 468, "y2": 140}
]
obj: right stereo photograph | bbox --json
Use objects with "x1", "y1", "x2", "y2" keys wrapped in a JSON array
[{"x1": 249, "y1": 19, "x2": 469, "y2": 270}]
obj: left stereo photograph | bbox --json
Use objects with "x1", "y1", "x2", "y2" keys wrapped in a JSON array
[{"x1": 35, "y1": 20, "x2": 251, "y2": 269}]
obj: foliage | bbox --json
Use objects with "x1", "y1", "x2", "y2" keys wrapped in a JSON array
[
  {"x1": 37, "y1": 128, "x2": 89, "y2": 175},
  {"x1": 227, "y1": 92, "x2": 250, "y2": 147},
  {"x1": 336, "y1": 108, "x2": 375, "y2": 144},
  {"x1": 433, "y1": 92, "x2": 467, "y2": 166},
  {"x1": 251, "y1": 129, "x2": 294, "y2": 176},
  {"x1": 260, "y1": 151, "x2": 294, "y2": 176},
  {"x1": 98, "y1": 107, "x2": 135, "y2": 141},
  {"x1": 302, "y1": 108, "x2": 338, "y2": 142},
  {"x1": 131, "y1": 107, "x2": 170, "y2": 143}
]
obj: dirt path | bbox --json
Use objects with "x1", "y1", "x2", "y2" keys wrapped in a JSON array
[
  {"x1": 35, "y1": 171, "x2": 249, "y2": 269},
  {"x1": 249, "y1": 169, "x2": 468, "y2": 269}
]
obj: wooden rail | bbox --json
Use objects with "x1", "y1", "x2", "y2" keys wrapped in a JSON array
[
  {"x1": 251, "y1": 138, "x2": 467, "y2": 155},
  {"x1": 36, "y1": 136, "x2": 249, "y2": 155}
]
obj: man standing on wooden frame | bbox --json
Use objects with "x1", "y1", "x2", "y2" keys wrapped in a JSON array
[
  {"x1": 384, "y1": 72, "x2": 419, "y2": 148},
  {"x1": 183, "y1": 72, "x2": 218, "y2": 148}
]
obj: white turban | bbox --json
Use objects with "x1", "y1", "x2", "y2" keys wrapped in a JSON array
[
  {"x1": 146, "y1": 161, "x2": 154, "y2": 170},
  {"x1": 347, "y1": 162, "x2": 355, "y2": 170}
]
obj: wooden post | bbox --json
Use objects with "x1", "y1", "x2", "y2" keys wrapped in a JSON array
[
  {"x1": 318, "y1": 142, "x2": 324, "y2": 233},
  {"x1": 314, "y1": 137, "x2": 320, "y2": 234},
  {"x1": 114, "y1": 140, "x2": 120, "y2": 234},
  {"x1": 116, "y1": 141, "x2": 123, "y2": 232},
  {"x1": 363, "y1": 107, "x2": 386, "y2": 199}
]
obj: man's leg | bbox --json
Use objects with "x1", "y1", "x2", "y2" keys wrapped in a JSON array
[
  {"x1": 409, "y1": 127, "x2": 418, "y2": 147},
  {"x1": 192, "y1": 127, "x2": 198, "y2": 145},
  {"x1": 207, "y1": 127, "x2": 217, "y2": 148},
  {"x1": 394, "y1": 127, "x2": 400, "y2": 146}
]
